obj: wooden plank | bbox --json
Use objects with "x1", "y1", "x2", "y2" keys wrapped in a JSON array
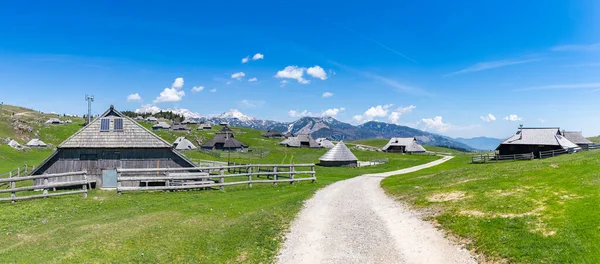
[
  {"x1": 117, "y1": 177, "x2": 317, "y2": 192},
  {"x1": 116, "y1": 164, "x2": 316, "y2": 173},
  {"x1": 0, "y1": 190, "x2": 87, "y2": 202},
  {"x1": 0, "y1": 181, "x2": 88, "y2": 193},
  {"x1": 0, "y1": 171, "x2": 87, "y2": 183}
]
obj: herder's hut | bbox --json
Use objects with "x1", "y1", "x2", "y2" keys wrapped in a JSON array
[
  {"x1": 30, "y1": 106, "x2": 197, "y2": 188},
  {"x1": 182, "y1": 119, "x2": 198, "y2": 125},
  {"x1": 152, "y1": 122, "x2": 171, "y2": 130},
  {"x1": 8, "y1": 140, "x2": 22, "y2": 150},
  {"x1": 45, "y1": 118, "x2": 62, "y2": 124},
  {"x1": 496, "y1": 127, "x2": 580, "y2": 157},
  {"x1": 563, "y1": 131, "x2": 594, "y2": 150},
  {"x1": 382, "y1": 137, "x2": 426, "y2": 153},
  {"x1": 146, "y1": 117, "x2": 158, "y2": 123},
  {"x1": 198, "y1": 123, "x2": 212, "y2": 130},
  {"x1": 171, "y1": 123, "x2": 189, "y2": 131},
  {"x1": 26, "y1": 139, "x2": 47, "y2": 148},
  {"x1": 319, "y1": 141, "x2": 358, "y2": 167},
  {"x1": 201, "y1": 126, "x2": 248, "y2": 151},
  {"x1": 279, "y1": 134, "x2": 320, "y2": 148},
  {"x1": 173, "y1": 137, "x2": 197, "y2": 151},
  {"x1": 262, "y1": 130, "x2": 284, "y2": 138},
  {"x1": 316, "y1": 138, "x2": 335, "y2": 149},
  {"x1": 134, "y1": 116, "x2": 144, "y2": 121}
]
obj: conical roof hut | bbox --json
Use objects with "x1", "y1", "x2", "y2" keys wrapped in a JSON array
[{"x1": 319, "y1": 141, "x2": 358, "y2": 167}]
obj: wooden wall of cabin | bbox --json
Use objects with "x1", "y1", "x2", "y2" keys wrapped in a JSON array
[
  {"x1": 33, "y1": 148, "x2": 195, "y2": 187},
  {"x1": 497, "y1": 144, "x2": 562, "y2": 157}
]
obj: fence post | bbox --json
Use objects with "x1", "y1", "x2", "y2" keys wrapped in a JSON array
[
  {"x1": 513, "y1": 154, "x2": 516, "y2": 160},
  {"x1": 539, "y1": 151, "x2": 542, "y2": 159},
  {"x1": 248, "y1": 166, "x2": 253, "y2": 188},
  {"x1": 220, "y1": 169, "x2": 225, "y2": 192},
  {"x1": 273, "y1": 166, "x2": 278, "y2": 186},
  {"x1": 552, "y1": 150, "x2": 555, "y2": 157},
  {"x1": 117, "y1": 170, "x2": 122, "y2": 195},
  {"x1": 82, "y1": 171, "x2": 88, "y2": 199},
  {"x1": 25, "y1": 164, "x2": 28, "y2": 174},
  {"x1": 43, "y1": 176, "x2": 49, "y2": 198},
  {"x1": 311, "y1": 165, "x2": 316, "y2": 183},
  {"x1": 10, "y1": 172, "x2": 16, "y2": 203},
  {"x1": 290, "y1": 164, "x2": 295, "y2": 185},
  {"x1": 17, "y1": 167, "x2": 20, "y2": 177}
]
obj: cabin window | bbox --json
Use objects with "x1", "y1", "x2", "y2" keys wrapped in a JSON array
[
  {"x1": 100, "y1": 118, "x2": 110, "y2": 132},
  {"x1": 102, "y1": 152, "x2": 121, "y2": 160},
  {"x1": 114, "y1": 118, "x2": 123, "y2": 131},
  {"x1": 80, "y1": 154, "x2": 98, "y2": 160}
]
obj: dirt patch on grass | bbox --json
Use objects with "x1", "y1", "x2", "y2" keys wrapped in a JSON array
[
  {"x1": 427, "y1": 191, "x2": 468, "y2": 202},
  {"x1": 459, "y1": 210, "x2": 486, "y2": 217},
  {"x1": 445, "y1": 178, "x2": 484, "y2": 187}
]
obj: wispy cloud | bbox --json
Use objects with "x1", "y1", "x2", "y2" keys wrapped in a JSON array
[
  {"x1": 480, "y1": 113, "x2": 496, "y2": 122},
  {"x1": 564, "y1": 62, "x2": 600, "y2": 67},
  {"x1": 238, "y1": 99, "x2": 265, "y2": 108},
  {"x1": 504, "y1": 114, "x2": 523, "y2": 121},
  {"x1": 516, "y1": 82, "x2": 600, "y2": 91},
  {"x1": 335, "y1": 23, "x2": 417, "y2": 63},
  {"x1": 551, "y1": 43, "x2": 600, "y2": 52},
  {"x1": 322, "y1": 92, "x2": 334, "y2": 98},
  {"x1": 445, "y1": 58, "x2": 540, "y2": 77}
]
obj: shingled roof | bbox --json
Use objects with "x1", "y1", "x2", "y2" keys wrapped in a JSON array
[
  {"x1": 201, "y1": 133, "x2": 248, "y2": 149},
  {"x1": 497, "y1": 128, "x2": 579, "y2": 149},
  {"x1": 319, "y1": 141, "x2": 358, "y2": 162},
  {"x1": 279, "y1": 134, "x2": 320, "y2": 148},
  {"x1": 174, "y1": 137, "x2": 197, "y2": 150},
  {"x1": 58, "y1": 106, "x2": 172, "y2": 149},
  {"x1": 563, "y1": 131, "x2": 593, "y2": 145},
  {"x1": 382, "y1": 137, "x2": 426, "y2": 152}
]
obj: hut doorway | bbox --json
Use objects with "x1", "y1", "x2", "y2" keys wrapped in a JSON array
[{"x1": 102, "y1": 169, "x2": 118, "y2": 188}]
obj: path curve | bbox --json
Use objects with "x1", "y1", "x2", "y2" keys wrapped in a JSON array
[{"x1": 277, "y1": 156, "x2": 475, "y2": 264}]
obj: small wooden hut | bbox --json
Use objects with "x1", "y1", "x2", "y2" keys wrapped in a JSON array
[
  {"x1": 496, "y1": 127, "x2": 580, "y2": 157},
  {"x1": 279, "y1": 134, "x2": 320, "y2": 148},
  {"x1": 201, "y1": 126, "x2": 248, "y2": 151},
  {"x1": 382, "y1": 137, "x2": 426, "y2": 153},
  {"x1": 262, "y1": 130, "x2": 284, "y2": 138},
  {"x1": 562, "y1": 131, "x2": 593, "y2": 150},
  {"x1": 319, "y1": 141, "x2": 358, "y2": 167}
]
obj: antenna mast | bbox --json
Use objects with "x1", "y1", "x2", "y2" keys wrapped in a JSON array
[{"x1": 85, "y1": 95, "x2": 94, "y2": 124}]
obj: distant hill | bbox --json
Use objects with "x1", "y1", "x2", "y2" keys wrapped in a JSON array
[
  {"x1": 203, "y1": 110, "x2": 475, "y2": 151},
  {"x1": 454, "y1": 137, "x2": 504, "y2": 151}
]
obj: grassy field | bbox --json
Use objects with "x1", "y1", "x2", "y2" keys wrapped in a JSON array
[
  {"x1": 0, "y1": 113, "x2": 441, "y2": 262},
  {"x1": 382, "y1": 150, "x2": 600, "y2": 263}
]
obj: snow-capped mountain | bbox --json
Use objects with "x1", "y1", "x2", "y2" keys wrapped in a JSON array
[{"x1": 202, "y1": 110, "x2": 475, "y2": 151}]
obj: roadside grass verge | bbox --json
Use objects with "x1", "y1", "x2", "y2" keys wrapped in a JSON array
[{"x1": 382, "y1": 151, "x2": 600, "y2": 263}]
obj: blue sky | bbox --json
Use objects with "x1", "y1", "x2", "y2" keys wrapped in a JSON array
[{"x1": 1, "y1": 0, "x2": 599, "y2": 138}]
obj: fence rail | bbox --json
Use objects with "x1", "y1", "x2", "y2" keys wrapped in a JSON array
[
  {"x1": 116, "y1": 164, "x2": 316, "y2": 193},
  {"x1": 472, "y1": 152, "x2": 534, "y2": 163},
  {"x1": 197, "y1": 148, "x2": 270, "y2": 159},
  {"x1": 0, "y1": 171, "x2": 89, "y2": 202},
  {"x1": 0, "y1": 164, "x2": 35, "y2": 179},
  {"x1": 538, "y1": 148, "x2": 573, "y2": 159}
]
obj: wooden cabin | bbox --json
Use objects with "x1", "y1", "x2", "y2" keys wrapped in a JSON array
[
  {"x1": 496, "y1": 127, "x2": 580, "y2": 157},
  {"x1": 201, "y1": 126, "x2": 248, "y2": 151},
  {"x1": 30, "y1": 106, "x2": 197, "y2": 188},
  {"x1": 279, "y1": 134, "x2": 321, "y2": 148},
  {"x1": 319, "y1": 141, "x2": 358, "y2": 167},
  {"x1": 563, "y1": 131, "x2": 593, "y2": 150},
  {"x1": 382, "y1": 137, "x2": 426, "y2": 153},
  {"x1": 262, "y1": 130, "x2": 284, "y2": 138}
]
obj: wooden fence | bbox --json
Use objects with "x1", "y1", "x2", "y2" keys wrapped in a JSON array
[
  {"x1": 0, "y1": 171, "x2": 89, "y2": 202},
  {"x1": 538, "y1": 148, "x2": 573, "y2": 159},
  {"x1": 472, "y1": 152, "x2": 534, "y2": 163},
  {"x1": 116, "y1": 164, "x2": 316, "y2": 193},
  {"x1": 197, "y1": 148, "x2": 270, "y2": 159},
  {"x1": 0, "y1": 164, "x2": 35, "y2": 179}
]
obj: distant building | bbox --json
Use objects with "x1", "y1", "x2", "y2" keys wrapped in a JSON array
[
  {"x1": 152, "y1": 122, "x2": 171, "y2": 130},
  {"x1": 219, "y1": 122, "x2": 228, "y2": 126},
  {"x1": 280, "y1": 134, "x2": 321, "y2": 148},
  {"x1": 197, "y1": 123, "x2": 212, "y2": 130},
  {"x1": 316, "y1": 138, "x2": 335, "y2": 149},
  {"x1": 25, "y1": 139, "x2": 47, "y2": 148},
  {"x1": 201, "y1": 126, "x2": 248, "y2": 151},
  {"x1": 182, "y1": 119, "x2": 198, "y2": 125},
  {"x1": 7, "y1": 139, "x2": 22, "y2": 150},
  {"x1": 171, "y1": 123, "x2": 190, "y2": 131},
  {"x1": 146, "y1": 117, "x2": 158, "y2": 123},
  {"x1": 319, "y1": 141, "x2": 358, "y2": 167},
  {"x1": 45, "y1": 118, "x2": 62, "y2": 125},
  {"x1": 562, "y1": 131, "x2": 594, "y2": 150},
  {"x1": 382, "y1": 137, "x2": 426, "y2": 153},
  {"x1": 496, "y1": 127, "x2": 580, "y2": 157},
  {"x1": 31, "y1": 106, "x2": 197, "y2": 188},
  {"x1": 134, "y1": 116, "x2": 144, "y2": 121},
  {"x1": 173, "y1": 137, "x2": 197, "y2": 151},
  {"x1": 262, "y1": 130, "x2": 284, "y2": 138}
]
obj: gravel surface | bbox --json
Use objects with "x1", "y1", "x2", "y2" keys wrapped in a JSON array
[{"x1": 277, "y1": 156, "x2": 476, "y2": 264}]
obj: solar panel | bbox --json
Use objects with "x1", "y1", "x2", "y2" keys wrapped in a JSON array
[
  {"x1": 100, "y1": 118, "x2": 110, "y2": 132},
  {"x1": 114, "y1": 118, "x2": 123, "y2": 131}
]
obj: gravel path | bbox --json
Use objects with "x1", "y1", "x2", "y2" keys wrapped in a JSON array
[{"x1": 277, "y1": 156, "x2": 476, "y2": 264}]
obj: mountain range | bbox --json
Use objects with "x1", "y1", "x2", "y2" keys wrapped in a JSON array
[{"x1": 203, "y1": 109, "x2": 481, "y2": 151}]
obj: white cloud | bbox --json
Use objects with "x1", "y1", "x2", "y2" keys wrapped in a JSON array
[
  {"x1": 171, "y1": 77, "x2": 184, "y2": 89},
  {"x1": 241, "y1": 56, "x2": 250, "y2": 63},
  {"x1": 388, "y1": 105, "x2": 416, "y2": 124},
  {"x1": 307, "y1": 65, "x2": 328, "y2": 80},
  {"x1": 551, "y1": 43, "x2": 600, "y2": 52},
  {"x1": 504, "y1": 114, "x2": 523, "y2": 121},
  {"x1": 252, "y1": 53, "x2": 264, "y2": 60},
  {"x1": 354, "y1": 104, "x2": 415, "y2": 124},
  {"x1": 274, "y1": 66, "x2": 309, "y2": 84},
  {"x1": 480, "y1": 113, "x2": 496, "y2": 122},
  {"x1": 154, "y1": 77, "x2": 186, "y2": 103},
  {"x1": 517, "y1": 82, "x2": 600, "y2": 91},
  {"x1": 135, "y1": 104, "x2": 201, "y2": 118},
  {"x1": 231, "y1": 72, "x2": 246, "y2": 80},
  {"x1": 209, "y1": 88, "x2": 217, "y2": 93},
  {"x1": 321, "y1": 107, "x2": 345, "y2": 117},
  {"x1": 127, "y1": 93, "x2": 142, "y2": 102},
  {"x1": 226, "y1": 81, "x2": 232, "y2": 85},
  {"x1": 288, "y1": 110, "x2": 314, "y2": 117},
  {"x1": 239, "y1": 99, "x2": 265, "y2": 108},
  {"x1": 191, "y1": 86, "x2": 204, "y2": 93},
  {"x1": 248, "y1": 77, "x2": 258, "y2": 82},
  {"x1": 420, "y1": 116, "x2": 451, "y2": 132},
  {"x1": 322, "y1": 92, "x2": 334, "y2": 98},
  {"x1": 538, "y1": 118, "x2": 546, "y2": 123},
  {"x1": 445, "y1": 59, "x2": 539, "y2": 77},
  {"x1": 280, "y1": 80, "x2": 289, "y2": 87}
]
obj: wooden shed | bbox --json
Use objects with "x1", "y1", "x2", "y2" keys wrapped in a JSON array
[
  {"x1": 562, "y1": 131, "x2": 593, "y2": 150},
  {"x1": 319, "y1": 141, "x2": 358, "y2": 167},
  {"x1": 496, "y1": 127, "x2": 580, "y2": 157},
  {"x1": 30, "y1": 106, "x2": 197, "y2": 188},
  {"x1": 262, "y1": 130, "x2": 284, "y2": 138},
  {"x1": 201, "y1": 126, "x2": 248, "y2": 151},
  {"x1": 382, "y1": 137, "x2": 426, "y2": 153}
]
